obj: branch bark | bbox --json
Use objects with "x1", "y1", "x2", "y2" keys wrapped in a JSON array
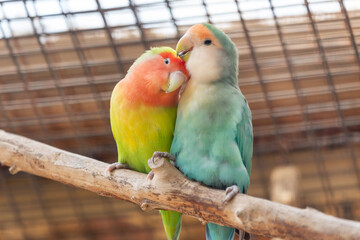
[{"x1": 0, "y1": 130, "x2": 359, "y2": 240}]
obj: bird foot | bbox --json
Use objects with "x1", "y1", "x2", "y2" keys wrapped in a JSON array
[
  {"x1": 105, "y1": 162, "x2": 129, "y2": 174},
  {"x1": 236, "y1": 229, "x2": 251, "y2": 240},
  {"x1": 239, "y1": 230, "x2": 252, "y2": 240},
  {"x1": 146, "y1": 171, "x2": 155, "y2": 181},
  {"x1": 152, "y1": 151, "x2": 176, "y2": 166},
  {"x1": 244, "y1": 232, "x2": 251, "y2": 240},
  {"x1": 238, "y1": 229, "x2": 245, "y2": 240},
  {"x1": 222, "y1": 185, "x2": 239, "y2": 205}
]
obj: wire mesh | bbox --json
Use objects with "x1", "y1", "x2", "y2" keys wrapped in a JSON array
[{"x1": 1, "y1": 0, "x2": 360, "y2": 239}]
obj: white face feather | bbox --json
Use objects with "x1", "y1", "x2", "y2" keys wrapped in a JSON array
[{"x1": 186, "y1": 44, "x2": 222, "y2": 83}]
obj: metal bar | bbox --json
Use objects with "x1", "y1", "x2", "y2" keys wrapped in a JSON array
[
  {"x1": 128, "y1": 0, "x2": 150, "y2": 50},
  {"x1": 98, "y1": 197, "x2": 125, "y2": 238},
  {"x1": 0, "y1": 30, "x2": 355, "y2": 60},
  {"x1": 164, "y1": 0, "x2": 181, "y2": 38},
  {"x1": 3, "y1": 90, "x2": 360, "y2": 124},
  {"x1": 61, "y1": 184, "x2": 97, "y2": 240},
  {"x1": 0, "y1": 170, "x2": 28, "y2": 240},
  {"x1": 0, "y1": 82, "x2": 15, "y2": 133},
  {"x1": 0, "y1": 0, "x2": 338, "y2": 23},
  {"x1": 253, "y1": 153, "x2": 271, "y2": 199},
  {"x1": 2, "y1": 114, "x2": 360, "y2": 147},
  {"x1": 201, "y1": 0, "x2": 212, "y2": 24},
  {"x1": 2, "y1": 63, "x2": 360, "y2": 93},
  {"x1": 0, "y1": 0, "x2": 171, "y2": 22},
  {"x1": 27, "y1": 175, "x2": 60, "y2": 240},
  {"x1": 0, "y1": 4, "x2": 48, "y2": 140},
  {"x1": 0, "y1": 60, "x2": 125, "y2": 75},
  {"x1": 94, "y1": 0, "x2": 125, "y2": 74},
  {"x1": 338, "y1": 0, "x2": 360, "y2": 66},
  {"x1": 269, "y1": 0, "x2": 338, "y2": 215},
  {"x1": 235, "y1": 0, "x2": 290, "y2": 164},
  {"x1": 57, "y1": 0, "x2": 110, "y2": 125},
  {"x1": 304, "y1": 0, "x2": 360, "y2": 193},
  {"x1": 21, "y1": 0, "x2": 87, "y2": 150},
  {"x1": 2, "y1": 10, "x2": 358, "y2": 41}
]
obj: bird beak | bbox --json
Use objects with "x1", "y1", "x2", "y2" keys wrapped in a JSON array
[
  {"x1": 161, "y1": 71, "x2": 187, "y2": 93},
  {"x1": 176, "y1": 35, "x2": 193, "y2": 62}
]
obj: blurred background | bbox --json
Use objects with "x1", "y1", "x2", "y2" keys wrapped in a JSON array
[{"x1": 1, "y1": 0, "x2": 360, "y2": 239}]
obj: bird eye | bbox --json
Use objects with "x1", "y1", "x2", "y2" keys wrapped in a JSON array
[
  {"x1": 204, "y1": 39, "x2": 212, "y2": 45},
  {"x1": 164, "y1": 58, "x2": 170, "y2": 65}
]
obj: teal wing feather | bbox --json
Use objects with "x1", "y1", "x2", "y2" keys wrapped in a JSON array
[{"x1": 236, "y1": 98, "x2": 253, "y2": 186}]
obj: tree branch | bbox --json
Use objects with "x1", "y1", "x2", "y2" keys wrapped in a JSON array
[{"x1": 0, "y1": 130, "x2": 359, "y2": 240}]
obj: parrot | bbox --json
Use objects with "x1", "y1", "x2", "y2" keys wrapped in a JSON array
[
  {"x1": 170, "y1": 23, "x2": 253, "y2": 240},
  {"x1": 107, "y1": 47, "x2": 188, "y2": 240}
]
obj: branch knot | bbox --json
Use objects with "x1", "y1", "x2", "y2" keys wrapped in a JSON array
[{"x1": 148, "y1": 157, "x2": 166, "y2": 170}]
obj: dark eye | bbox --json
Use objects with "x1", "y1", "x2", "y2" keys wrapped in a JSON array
[
  {"x1": 164, "y1": 58, "x2": 170, "y2": 65},
  {"x1": 204, "y1": 39, "x2": 212, "y2": 45}
]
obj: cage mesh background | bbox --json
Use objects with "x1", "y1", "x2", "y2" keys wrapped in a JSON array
[{"x1": 1, "y1": 0, "x2": 360, "y2": 239}]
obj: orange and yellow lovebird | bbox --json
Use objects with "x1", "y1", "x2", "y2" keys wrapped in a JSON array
[{"x1": 107, "y1": 47, "x2": 188, "y2": 240}]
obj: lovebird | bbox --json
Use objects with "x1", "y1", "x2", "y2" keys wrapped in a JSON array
[
  {"x1": 107, "y1": 47, "x2": 188, "y2": 240},
  {"x1": 171, "y1": 23, "x2": 253, "y2": 240}
]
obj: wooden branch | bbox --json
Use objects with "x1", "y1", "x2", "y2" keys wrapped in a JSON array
[{"x1": 0, "y1": 130, "x2": 359, "y2": 240}]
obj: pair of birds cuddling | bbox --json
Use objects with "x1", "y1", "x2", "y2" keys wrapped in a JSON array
[{"x1": 107, "y1": 23, "x2": 253, "y2": 240}]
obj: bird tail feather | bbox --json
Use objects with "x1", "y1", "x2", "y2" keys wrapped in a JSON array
[
  {"x1": 160, "y1": 210, "x2": 182, "y2": 240},
  {"x1": 206, "y1": 223, "x2": 235, "y2": 240}
]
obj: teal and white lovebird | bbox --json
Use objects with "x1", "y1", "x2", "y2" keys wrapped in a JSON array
[{"x1": 171, "y1": 23, "x2": 253, "y2": 240}]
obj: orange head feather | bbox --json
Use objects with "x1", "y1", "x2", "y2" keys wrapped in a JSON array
[{"x1": 118, "y1": 48, "x2": 189, "y2": 107}]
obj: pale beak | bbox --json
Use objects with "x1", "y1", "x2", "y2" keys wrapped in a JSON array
[
  {"x1": 176, "y1": 35, "x2": 193, "y2": 62},
  {"x1": 161, "y1": 71, "x2": 187, "y2": 93}
]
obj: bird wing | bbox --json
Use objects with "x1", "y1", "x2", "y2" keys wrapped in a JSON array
[{"x1": 235, "y1": 99, "x2": 253, "y2": 182}]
